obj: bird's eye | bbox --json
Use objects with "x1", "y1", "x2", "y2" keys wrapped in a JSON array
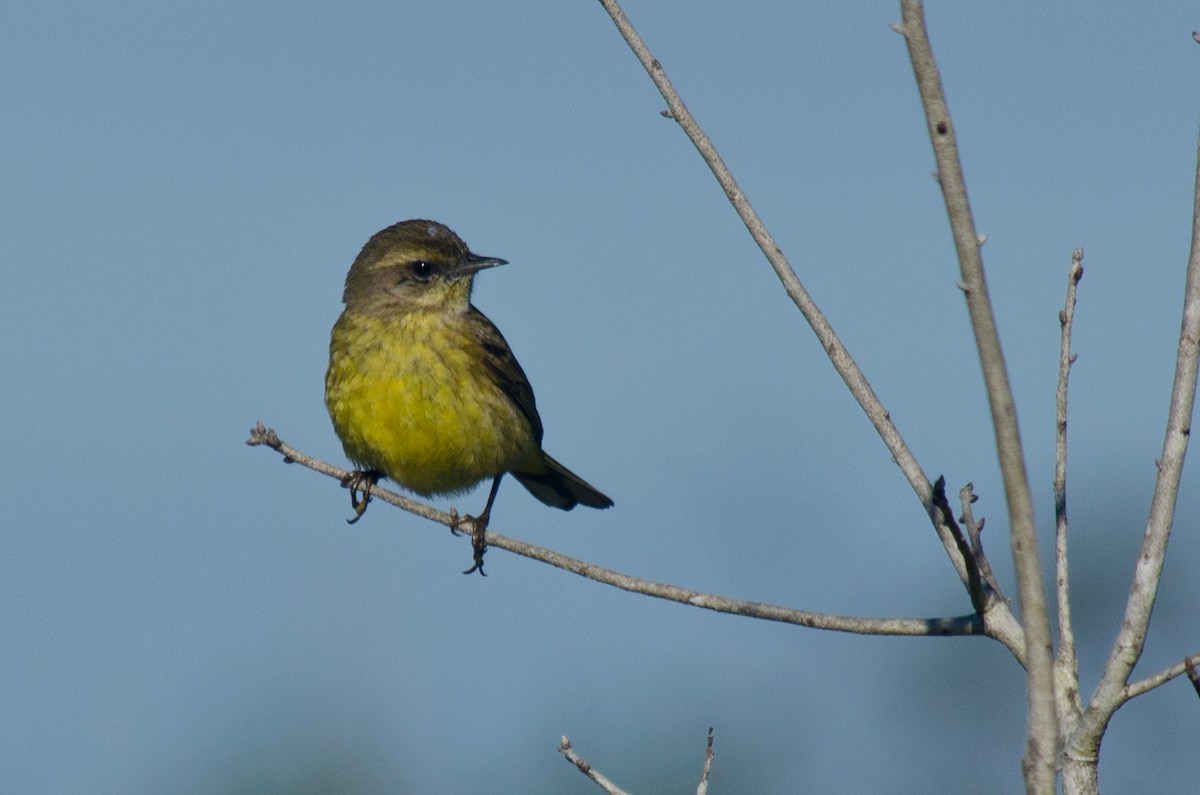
[{"x1": 410, "y1": 261, "x2": 434, "y2": 281}]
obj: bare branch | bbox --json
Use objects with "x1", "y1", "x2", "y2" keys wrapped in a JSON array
[
  {"x1": 696, "y1": 728, "x2": 714, "y2": 795},
  {"x1": 933, "y1": 477, "x2": 984, "y2": 612},
  {"x1": 558, "y1": 730, "x2": 715, "y2": 795},
  {"x1": 957, "y1": 483, "x2": 1002, "y2": 602},
  {"x1": 592, "y1": 0, "x2": 1025, "y2": 659},
  {"x1": 249, "y1": 424, "x2": 983, "y2": 638},
  {"x1": 895, "y1": 2, "x2": 1056, "y2": 789},
  {"x1": 1070, "y1": 96, "x2": 1200, "y2": 765},
  {"x1": 1121, "y1": 652, "x2": 1200, "y2": 701},
  {"x1": 1055, "y1": 249, "x2": 1086, "y2": 734},
  {"x1": 559, "y1": 737, "x2": 631, "y2": 795}
]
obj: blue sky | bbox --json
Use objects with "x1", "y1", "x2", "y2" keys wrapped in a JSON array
[{"x1": 3, "y1": 2, "x2": 1199, "y2": 792}]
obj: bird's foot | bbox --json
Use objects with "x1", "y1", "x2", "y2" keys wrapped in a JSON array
[
  {"x1": 341, "y1": 469, "x2": 382, "y2": 524},
  {"x1": 456, "y1": 512, "x2": 489, "y2": 576}
]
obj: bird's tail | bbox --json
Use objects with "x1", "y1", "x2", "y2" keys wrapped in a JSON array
[{"x1": 512, "y1": 451, "x2": 613, "y2": 511}]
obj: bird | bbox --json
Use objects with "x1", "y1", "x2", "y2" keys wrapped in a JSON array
[{"x1": 324, "y1": 219, "x2": 612, "y2": 573}]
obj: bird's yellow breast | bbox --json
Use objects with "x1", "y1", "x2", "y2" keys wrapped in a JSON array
[{"x1": 325, "y1": 308, "x2": 536, "y2": 496}]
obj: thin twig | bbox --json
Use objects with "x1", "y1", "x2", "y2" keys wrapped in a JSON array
[
  {"x1": 895, "y1": 3, "x2": 1056, "y2": 790},
  {"x1": 1054, "y1": 248, "x2": 1086, "y2": 733},
  {"x1": 957, "y1": 483, "x2": 1001, "y2": 602},
  {"x1": 1069, "y1": 96, "x2": 1200, "y2": 765},
  {"x1": 559, "y1": 737, "x2": 631, "y2": 795},
  {"x1": 696, "y1": 728, "x2": 715, "y2": 795},
  {"x1": 933, "y1": 477, "x2": 984, "y2": 612},
  {"x1": 1121, "y1": 652, "x2": 1200, "y2": 701},
  {"x1": 592, "y1": 0, "x2": 1026, "y2": 662},
  {"x1": 249, "y1": 423, "x2": 982, "y2": 637}
]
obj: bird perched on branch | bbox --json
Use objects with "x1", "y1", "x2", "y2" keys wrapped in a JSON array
[{"x1": 325, "y1": 219, "x2": 612, "y2": 573}]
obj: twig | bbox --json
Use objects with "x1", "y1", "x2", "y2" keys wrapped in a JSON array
[
  {"x1": 249, "y1": 423, "x2": 983, "y2": 637},
  {"x1": 1121, "y1": 652, "x2": 1200, "y2": 701},
  {"x1": 894, "y1": 3, "x2": 1056, "y2": 790},
  {"x1": 559, "y1": 737, "x2": 631, "y2": 795},
  {"x1": 957, "y1": 483, "x2": 1001, "y2": 602},
  {"x1": 932, "y1": 477, "x2": 984, "y2": 611},
  {"x1": 559, "y1": 729, "x2": 714, "y2": 795},
  {"x1": 1054, "y1": 249, "x2": 1086, "y2": 732},
  {"x1": 592, "y1": 0, "x2": 1026, "y2": 662},
  {"x1": 696, "y1": 728, "x2": 714, "y2": 795}
]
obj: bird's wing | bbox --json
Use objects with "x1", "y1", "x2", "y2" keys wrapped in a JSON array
[{"x1": 467, "y1": 305, "x2": 544, "y2": 445}]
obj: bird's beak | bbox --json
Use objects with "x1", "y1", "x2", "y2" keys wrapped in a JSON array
[{"x1": 454, "y1": 253, "x2": 508, "y2": 277}]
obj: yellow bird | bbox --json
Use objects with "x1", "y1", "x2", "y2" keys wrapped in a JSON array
[{"x1": 325, "y1": 219, "x2": 612, "y2": 572}]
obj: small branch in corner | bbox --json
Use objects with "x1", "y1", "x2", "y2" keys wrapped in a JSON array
[
  {"x1": 559, "y1": 736, "x2": 631, "y2": 795},
  {"x1": 696, "y1": 728, "x2": 715, "y2": 795}
]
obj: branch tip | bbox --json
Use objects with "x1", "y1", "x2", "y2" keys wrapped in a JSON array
[
  {"x1": 245, "y1": 422, "x2": 281, "y2": 449},
  {"x1": 559, "y1": 734, "x2": 629, "y2": 795}
]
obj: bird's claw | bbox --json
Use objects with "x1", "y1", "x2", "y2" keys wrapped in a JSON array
[
  {"x1": 460, "y1": 514, "x2": 488, "y2": 576},
  {"x1": 341, "y1": 470, "x2": 381, "y2": 524}
]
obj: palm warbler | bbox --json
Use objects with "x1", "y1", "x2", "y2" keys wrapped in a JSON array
[{"x1": 325, "y1": 219, "x2": 612, "y2": 572}]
